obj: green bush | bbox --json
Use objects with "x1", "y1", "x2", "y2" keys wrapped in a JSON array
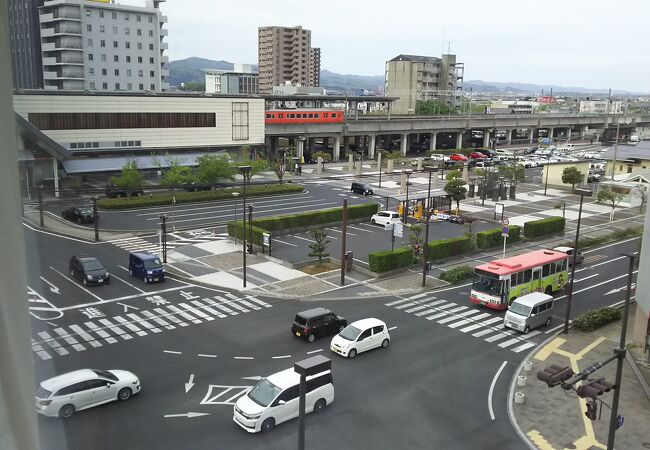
[
  {"x1": 227, "y1": 221, "x2": 267, "y2": 245},
  {"x1": 523, "y1": 217, "x2": 565, "y2": 239},
  {"x1": 426, "y1": 236, "x2": 473, "y2": 261},
  {"x1": 439, "y1": 265, "x2": 474, "y2": 284},
  {"x1": 567, "y1": 226, "x2": 643, "y2": 249},
  {"x1": 476, "y1": 225, "x2": 521, "y2": 249},
  {"x1": 368, "y1": 247, "x2": 415, "y2": 273},
  {"x1": 97, "y1": 184, "x2": 304, "y2": 209},
  {"x1": 572, "y1": 307, "x2": 621, "y2": 331},
  {"x1": 253, "y1": 203, "x2": 378, "y2": 232}
]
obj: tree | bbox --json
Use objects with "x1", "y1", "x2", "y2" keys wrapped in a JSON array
[
  {"x1": 497, "y1": 164, "x2": 525, "y2": 181},
  {"x1": 416, "y1": 100, "x2": 456, "y2": 115},
  {"x1": 444, "y1": 178, "x2": 468, "y2": 211},
  {"x1": 110, "y1": 161, "x2": 143, "y2": 195},
  {"x1": 179, "y1": 81, "x2": 205, "y2": 92},
  {"x1": 308, "y1": 226, "x2": 330, "y2": 266},
  {"x1": 312, "y1": 151, "x2": 332, "y2": 162},
  {"x1": 635, "y1": 185, "x2": 648, "y2": 213},
  {"x1": 407, "y1": 224, "x2": 423, "y2": 258},
  {"x1": 161, "y1": 158, "x2": 193, "y2": 187},
  {"x1": 597, "y1": 187, "x2": 625, "y2": 220},
  {"x1": 561, "y1": 166, "x2": 584, "y2": 189},
  {"x1": 259, "y1": 141, "x2": 291, "y2": 182},
  {"x1": 446, "y1": 170, "x2": 461, "y2": 181},
  {"x1": 195, "y1": 154, "x2": 236, "y2": 186},
  {"x1": 236, "y1": 146, "x2": 268, "y2": 182}
]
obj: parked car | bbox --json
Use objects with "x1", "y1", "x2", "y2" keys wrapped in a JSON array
[
  {"x1": 291, "y1": 308, "x2": 347, "y2": 343},
  {"x1": 469, "y1": 151, "x2": 488, "y2": 159},
  {"x1": 128, "y1": 252, "x2": 165, "y2": 284},
  {"x1": 105, "y1": 187, "x2": 144, "y2": 198},
  {"x1": 330, "y1": 318, "x2": 390, "y2": 358},
  {"x1": 62, "y1": 206, "x2": 95, "y2": 224},
  {"x1": 183, "y1": 182, "x2": 212, "y2": 192},
  {"x1": 552, "y1": 246, "x2": 584, "y2": 266},
  {"x1": 370, "y1": 211, "x2": 401, "y2": 226},
  {"x1": 428, "y1": 153, "x2": 450, "y2": 162},
  {"x1": 350, "y1": 182, "x2": 373, "y2": 195},
  {"x1": 450, "y1": 153, "x2": 468, "y2": 161},
  {"x1": 69, "y1": 255, "x2": 110, "y2": 286},
  {"x1": 522, "y1": 160, "x2": 538, "y2": 168},
  {"x1": 481, "y1": 149, "x2": 498, "y2": 158},
  {"x1": 588, "y1": 173, "x2": 601, "y2": 183},
  {"x1": 36, "y1": 368, "x2": 140, "y2": 418},
  {"x1": 504, "y1": 293, "x2": 554, "y2": 334}
]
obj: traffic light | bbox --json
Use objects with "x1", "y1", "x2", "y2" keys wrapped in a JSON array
[
  {"x1": 537, "y1": 364, "x2": 574, "y2": 388},
  {"x1": 576, "y1": 378, "x2": 616, "y2": 399},
  {"x1": 585, "y1": 400, "x2": 598, "y2": 420}
]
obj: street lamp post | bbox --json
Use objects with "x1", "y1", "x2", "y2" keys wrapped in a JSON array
[
  {"x1": 92, "y1": 196, "x2": 99, "y2": 242},
  {"x1": 238, "y1": 166, "x2": 252, "y2": 288},
  {"x1": 563, "y1": 188, "x2": 592, "y2": 334},
  {"x1": 403, "y1": 170, "x2": 413, "y2": 224},
  {"x1": 247, "y1": 205, "x2": 253, "y2": 254},
  {"x1": 232, "y1": 192, "x2": 240, "y2": 244},
  {"x1": 422, "y1": 167, "x2": 434, "y2": 287}
]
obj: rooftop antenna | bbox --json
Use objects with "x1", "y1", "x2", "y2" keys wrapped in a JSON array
[
  {"x1": 446, "y1": 41, "x2": 452, "y2": 54},
  {"x1": 441, "y1": 28, "x2": 445, "y2": 56}
]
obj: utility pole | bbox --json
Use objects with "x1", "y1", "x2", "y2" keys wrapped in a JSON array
[
  {"x1": 238, "y1": 166, "x2": 252, "y2": 288},
  {"x1": 422, "y1": 168, "x2": 433, "y2": 287},
  {"x1": 92, "y1": 196, "x2": 99, "y2": 242},
  {"x1": 38, "y1": 185, "x2": 44, "y2": 227},
  {"x1": 160, "y1": 215, "x2": 167, "y2": 263},
  {"x1": 610, "y1": 123, "x2": 620, "y2": 181},
  {"x1": 340, "y1": 199, "x2": 347, "y2": 286}
]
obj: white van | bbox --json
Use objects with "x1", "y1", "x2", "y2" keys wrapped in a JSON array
[
  {"x1": 504, "y1": 292, "x2": 554, "y2": 334},
  {"x1": 233, "y1": 367, "x2": 334, "y2": 433}
]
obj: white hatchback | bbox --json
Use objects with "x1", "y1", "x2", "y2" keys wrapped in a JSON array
[
  {"x1": 35, "y1": 368, "x2": 141, "y2": 418},
  {"x1": 371, "y1": 211, "x2": 401, "y2": 226},
  {"x1": 330, "y1": 318, "x2": 390, "y2": 358}
]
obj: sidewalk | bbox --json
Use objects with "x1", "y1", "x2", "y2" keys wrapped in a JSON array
[{"x1": 511, "y1": 303, "x2": 650, "y2": 450}]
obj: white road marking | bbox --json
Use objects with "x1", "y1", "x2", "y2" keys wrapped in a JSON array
[
  {"x1": 198, "y1": 354, "x2": 218, "y2": 358},
  {"x1": 68, "y1": 324, "x2": 102, "y2": 348},
  {"x1": 163, "y1": 350, "x2": 182, "y2": 355},
  {"x1": 234, "y1": 356, "x2": 254, "y2": 360},
  {"x1": 511, "y1": 342, "x2": 537, "y2": 353},
  {"x1": 272, "y1": 355, "x2": 292, "y2": 359},
  {"x1": 488, "y1": 361, "x2": 508, "y2": 420},
  {"x1": 52, "y1": 328, "x2": 86, "y2": 352},
  {"x1": 388, "y1": 326, "x2": 398, "y2": 331},
  {"x1": 57, "y1": 285, "x2": 188, "y2": 311},
  {"x1": 84, "y1": 321, "x2": 118, "y2": 344},
  {"x1": 306, "y1": 349, "x2": 323, "y2": 354},
  {"x1": 111, "y1": 274, "x2": 146, "y2": 293},
  {"x1": 49, "y1": 266, "x2": 105, "y2": 302},
  {"x1": 140, "y1": 310, "x2": 175, "y2": 330},
  {"x1": 271, "y1": 238, "x2": 299, "y2": 247},
  {"x1": 113, "y1": 316, "x2": 147, "y2": 337}
]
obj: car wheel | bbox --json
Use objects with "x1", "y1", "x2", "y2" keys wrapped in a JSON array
[
  {"x1": 118, "y1": 387, "x2": 132, "y2": 401},
  {"x1": 261, "y1": 417, "x2": 275, "y2": 432},
  {"x1": 128, "y1": 269, "x2": 133, "y2": 276},
  {"x1": 59, "y1": 404, "x2": 75, "y2": 418},
  {"x1": 545, "y1": 286, "x2": 553, "y2": 296},
  {"x1": 307, "y1": 334, "x2": 315, "y2": 343},
  {"x1": 381, "y1": 339, "x2": 390, "y2": 348},
  {"x1": 546, "y1": 317, "x2": 552, "y2": 327},
  {"x1": 77, "y1": 217, "x2": 82, "y2": 224},
  {"x1": 313, "y1": 399, "x2": 327, "y2": 413},
  {"x1": 144, "y1": 278, "x2": 149, "y2": 285},
  {"x1": 70, "y1": 268, "x2": 75, "y2": 278},
  {"x1": 348, "y1": 348, "x2": 357, "y2": 359},
  {"x1": 523, "y1": 326, "x2": 530, "y2": 334},
  {"x1": 105, "y1": 278, "x2": 110, "y2": 285},
  {"x1": 83, "y1": 278, "x2": 88, "y2": 286},
  {"x1": 371, "y1": 219, "x2": 376, "y2": 224}
]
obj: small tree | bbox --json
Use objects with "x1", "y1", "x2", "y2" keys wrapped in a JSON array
[
  {"x1": 597, "y1": 187, "x2": 625, "y2": 220},
  {"x1": 312, "y1": 151, "x2": 332, "y2": 162},
  {"x1": 196, "y1": 154, "x2": 236, "y2": 186},
  {"x1": 308, "y1": 226, "x2": 330, "y2": 266},
  {"x1": 407, "y1": 224, "x2": 423, "y2": 258},
  {"x1": 562, "y1": 166, "x2": 584, "y2": 189},
  {"x1": 161, "y1": 157, "x2": 193, "y2": 187},
  {"x1": 111, "y1": 161, "x2": 143, "y2": 195},
  {"x1": 236, "y1": 146, "x2": 268, "y2": 182},
  {"x1": 444, "y1": 178, "x2": 468, "y2": 211},
  {"x1": 446, "y1": 170, "x2": 461, "y2": 181},
  {"x1": 636, "y1": 185, "x2": 648, "y2": 213}
]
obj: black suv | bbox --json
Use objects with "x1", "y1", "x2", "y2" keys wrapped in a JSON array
[
  {"x1": 62, "y1": 206, "x2": 95, "y2": 224},
  {"x1": 351, "y1": 182, "x2": 373, "y2": 195},
  {"x1": 69, "y1": 255, "x2": 110, "y2": 286},
  {"x1": 291, "y1": 308, "x2": 347, "y2": 343},
  {"x1": 105, "y1": 187, "x2": 145, "y2": 198}
]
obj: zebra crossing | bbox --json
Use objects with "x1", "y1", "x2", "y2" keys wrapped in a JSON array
[
  {"x1": 386, "y1": 293, "x2": 540, "y2": 354},
  {"x1": 108, "y1": 230, "x2": 228, "y2": 255},
  {"x1": 31, "y1": 294, "x2": 271, "y2": 361}
]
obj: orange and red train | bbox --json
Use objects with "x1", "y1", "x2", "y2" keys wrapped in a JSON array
[{"x1": 264, "y1": 109, "x2": 345, "y2": 124}]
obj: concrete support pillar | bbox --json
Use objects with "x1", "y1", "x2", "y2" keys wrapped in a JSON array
[
  {"x1": 377, "y1": 151, "x2": 382, "y2": 172},
  {"x1": 507, "y1": 129, "x2": 513, "y2": 144},
  {"x1": 308, "y1": 137, "x2": 315, "y2": 154},
  {"x1": 580, "y1": 126, "x2": 588, "y2": 138},
  {"x1": 369, "y1": 134, "x2": 376, "y2": 160},
  {"x1": 462, "y1": 162, "x2": 469, "y2": 182},
  {"x1": 549, "y1": 127, "x2": 555, "y2": 139},
  {"x1": 333, "y1": 136, "x2": 341, "y2": 161},
  {"x1": 297, "y1": 138, "x2": 305, "y2": 160},
  {"x1": 401, "y1": 133, "x2": 408, "y2": 156},
  {"x1": 387, "y1": 159, "x2": 394, "y2": 173},
  {"x1": 529, "y1": 128, "x2": 535, "y2": 144},
  {"x1": 354, "y1": 136, "x2": 361, "y2": 147},
  {"x1": 567, "y1": 127, "x2": 572, "y2": 142},
  {"x1": 316, "y1": 156, "x2": 323, "y2": 174},
  {"x1": 343, "y1": 136, "x2": 350, "y2": 158},
  {"x1": 430, "y1": 132, "x2": 438, "y2": 151},
  {"x1": 417, "y1": 158, "x2": 423, "y2": 171},
  {"x1": 348, "y1": 154, "x2": 354, "y2": 171},
  {"x1": 483, "y1": 131, "x2": 490, "y2": 148},
  {"x1": 400, "y1": 171, "x2": 407, "y2": 193},
  {"x1": 456, "y1": 131, "x2": 463, "y2": 150},
  {"x1": 52, "y1": 157, "x2": 60, "y2": 198},
  {"x1": 383, "y1": 135, "x2": 390, "y2": 150},
  {"x1": 433, "y1": 169, "x2": 439, "y2": 187},
  {"x1": 356, "y1": 161, "x2": 362, "y2": 176}
]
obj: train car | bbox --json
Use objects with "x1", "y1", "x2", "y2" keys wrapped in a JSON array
[{"x1": 265, "y1": 109, "x2": 345, "y2": 125}]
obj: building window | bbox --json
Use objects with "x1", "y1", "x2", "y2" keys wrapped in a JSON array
[
  {"x1": 138, "y1": 56, "x2": 143, "y2": 63},
  {"x1": 99, "y1": 11, "x2": 104, "y2": 18},
  {"x1": 89, "y1": 68, "x2": 94, "y2": 75},
  {"x1": 111, "y1": 12, "x2": 117, "y2": 19},
  {"x1": 125, "y1": 28, "x2": 130, "y2": 35},
  {"x1": 113, "y1": 55, "x2": 119, "y2": 62},
  {"x1": 100, "y1": 40, "x2": 106, "y2": 47},
  {"x1": 102, "y1": 82, "x2": 108, "y2": 89},
  {"x1": 137, "y1": 29, "x2": 142, "y2": 36},
  {"x1": 112, "y1": 26, "x2": 118, "y2": 34},
  {"x1": 627, "y1": 166, "x2": 633, "y2": 173},
  {"x1": 139, "y1": 83, "x2": 144, "y2": 90},
  {"x1": 148, "y1": 16, "x2": 153, "y2": 23},
  {"x1": 232, "y1": 102, "x2": 249, "y2": 140},
  {"x1": 113, "y1": 41, "x2": 118, "y2": 48},
  {"x1": 126, "y1": 55, "x2": 131, "y2": 62},
  {"x1": 101, "y1": 54, "x2": 107, "y2": 62},
  {"x1": 86, "y1": 24, "x2": 92, "y2": 31},
  {"x1": 28, "y1": 112, "x2": 217, "y2": 129},
  {"x1": 127, "y1": 83, "x2": 132, "y2": 90},
  {"x1": 124, "y1": 13, "x2": 129, "y2": 20},
  {"x1": 115, "y1": 83, "x2": 120, "y2": 90},
  {"x1": 149, "y1": 43, "x2": 154, "y2": 50},
  {"x1": 100, "y1": 25, "x2": 105, "y2": 33},
  {"x1": 137, "y1": 15, "x2": 141, "y2": 22},
  {"x1": 137, "y1": 42, "x2": 143, "y2": 50},
  {"x1": 88, "y1": 53, "x2": 94, "y2": 61},
  {"x1": 101, "y1": 68, "x2": 107, "y2": 75},
  {"x1": 127, "y1": 69, "x2": 132, "y2": 76},
  {"x1": 89, "y1": 82, "x2": 96, "y2": 89},
  {"x1": 114, "y1": 69, "x2": 119, "y2": 76},
  {"x1": 125, "y1": 42, "x2": 130, "y2": 49},
  {"x1": 149, "y1": 70, "x2": 154, "y2": 77},
  {"x1": 149, "y1": 57, "x2": 154, "y2": 64},
  {"x1": 138, "y1": 70, "x2": 143, "y2": 77},
  {"x1": 87, "y1": 38, "x2": 93, "y2": 47},
  {"x1": 150, "y1": 83, "x2": 155, "y2": 90},
  {"x1": 148, "y1": 30, "x2": 153, "y2": 37}
]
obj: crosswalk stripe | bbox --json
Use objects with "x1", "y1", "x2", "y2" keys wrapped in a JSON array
[
  {"x1": 238, "y1": 299, "x2": 261, "y2": 311},
  {"x1": 472, "y1": 328, "x2": 495, "y2": 338},
  {"x1": 458, "y1": 323, "x2": 484, "y2": 333},
  {"x1": 511, "y1": 342, "x2": 537, "y2": 353},
  {"x1": 385, "y1": 298, "x2": 412, "y2": 307},
  {"x1": 408, "y1": 293, "x2": 429, "y2": 301},
  {"x1": 204, "y1": 297, "x2": 237, "y2": 315},
  {"x1": 84, "y1": 321, "x2": 118, "y2": 344},
  {"x1": 167, "y1": 305, "x2": 202, "y2": 324},
  {"x1": 140, "y1": 310, "x2": 175, "y2": 330},
  {"x1": 248, "y1": 297, "x2": 272, "y2": 308},
  {"x1": 404, "y1": 305, "x2": 429, "y2": 313},
  {"x1": 395, "y1": 302, "x2": 416, "y2": 310},
  {"x1": 447, "y1": 319, "x2": 472, "y2": 329},
  {"x1": 485, "y1": 332, "x2": 510, "y2": 343},
  {"x1": 224, "y1": 293, "x2": 239, "y2": 300},
  {"x1": 447, "y1": 305, "x2": 468, "y2": 313},
  {"x1": 31, "y1": 339, "x2": 52, "y2": 360},
  {"x1": 179, "y1": 302, "x2": 214, "y2": 321},
  {"x1": 468, "y1": 312, "x2": 492, "y2": 321},
  {"x1": 98, "y1": 319, "x2": 133, "y2": 340},
  {"x1": 425, "y1": 312, "x2": 449, "y2": 321},
  {"x1": 437, "y1": 316, "x2": 459, "y2": 324},
  {"x1": 53, "y1": 328, "x2": 86, "y2": 352},
  {"x1": 524, "y1": 330, "x2": 541, "y2": 338},
  {"x1": 220, "y1": 298, "x2": 249, "y2": 313},
  {"x1": 498, "y1": 338, "x2": 521, "y2": 348},
  {"x1": 68, "y1": 325, "x2": 102, "y2": 347},
  {"x1": 37, "y1": 331, "x2": 69, "y2": 355},
  {"x1": 483, "y1": 317, "x2": 504, "y2": 325},
  {"x1": 192, "y1": 299, "x2": 227, "y2": 318},
  {"x1": 154, "y1": 307, "x2": 188, "y2": 327},
  {"x1": 456, "y1": 309, "x2": 485, "y2": 318},
  {"x1": 113, "y1": 316, "x2": 148, "y2": 337},
  {"x1": 126, "y1": 313, "x2": 162, "y2": 333},
  {"x1": 436, "y1": 303, "x2": 459, "y2": 310}
]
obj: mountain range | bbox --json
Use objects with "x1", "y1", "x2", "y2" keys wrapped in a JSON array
[{"x1": 167, "y1": 57, "x2": 640, "y2": 95}]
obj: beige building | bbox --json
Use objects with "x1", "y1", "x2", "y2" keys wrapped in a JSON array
[
  {"x1": 258, "y1": 26, "x2": 320, "y2": 93},
  {"x1": 385, "y1": 54, "x2": 464, "y2": 114},
  {"x1": 540, "y1": 161, "x2": 590, "y2": 188},
  {"x1": 604, "y1": 141, "x2": 650, "y2": 178}
]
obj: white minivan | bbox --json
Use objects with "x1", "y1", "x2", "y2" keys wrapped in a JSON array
[
  {"x1": 504, "y1": 292, "x2": 554, "y2": 334},
  {"x1": 233, "y1": 367, "x2": 334, "y2": 433},
  {"x1": 330, "y1": 318, "x2": 390, "y2": 358}
]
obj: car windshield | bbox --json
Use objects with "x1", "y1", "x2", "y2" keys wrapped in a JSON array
[
  {"x1": 338, "y1": 325, "x2": 362, "y2": 341},
  {"x1": 82, "y1": 260, "x2": 104, "y2": 271},
  {"x1": 92, "y1": 369, "x2": 118, "y2": 381},
  {"x1": 144, "y1": 259, "x2": 162, "y2": 269},
  {"x1": 294, "y1": 315, "x2": 307, "y2": 325},
  {"x1": 78, "y1": 208, "x2": 93, "y2": 215},
  {"x1": 509, "y1": 303, "x2": 532, "y2": 317},
  {"x1": 247, "y1": 379, "x2": 281, "y2": 407},
  {"x1": 35, "y1": 386, "x2": 51, "y2": 399},
  {"x1": 472, "y1": 273, "x2": 503, "y2": 296}
]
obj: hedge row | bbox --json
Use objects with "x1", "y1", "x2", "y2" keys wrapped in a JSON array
[
  {"x1": 427, "y1": 236, "x2": 473, "y2": 261},
  {"x1": 252, "y1": 203, "x2": 379, "y2": 232},
  {"x1": 368, "y1": 247, "x2": 416, "y2": 273},
  {"x1": 439, "y1": 265, "x2": 474, "y2": 284},
  {"x1": 227, "y1": 221, "x2": 267, "y2": 246},
  {"x1": 476, "y1": 225, "x2": 521, "y2": 249},
  {"x1": 572, "y1": 307, "x2": 621, "y2": 332},
  {"x1": 523, "y1": 217, "x2": 566, "y2": 239},
  {"x1": 97, "y1": 184, "x2": 304, "y2": 209}
]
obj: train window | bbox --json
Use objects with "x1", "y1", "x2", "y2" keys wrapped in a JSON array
[
  {"x1": 302, "y1": 114, "x2": 307, "y2": 118},
  {"x1": 308, "y1": 114, "x2": 313, "y2": 118},
  {"x1": 266, "y1": 114, "x2": 272, "y2": 119},
  {"x1": 279, "y1": 114, "x2": 284, "y2": 118},
  {"x1": 324, "y1": 113, "x2": 329, "y2": 118},
  {"x1": 331, "y1": 113, "x2": 337, "y2": 118},
  {"x1": 289, "y1": 114, "x2": 295, "y2": 118},
  {"x1": 315, "y1": 114, "x2": 320, "y2": 118}
]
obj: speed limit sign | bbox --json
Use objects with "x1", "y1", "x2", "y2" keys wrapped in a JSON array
[{"x1": 501, "y1": 218, "x2": 509, "y2": 226}]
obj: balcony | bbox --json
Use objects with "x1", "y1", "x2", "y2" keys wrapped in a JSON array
[
  {"x1": 42, "y1": 57, "x2": 57, "y2": 65},
  {"x1": 41, "y1": 27, "x2": 55, "y2": 37},
  {"x1": 160, "y1": 42, "x2": 168, "y2": 50},
  {"x1": 160, "y1": 28, "x2": 168, "y2": 36},
  {"x1": 41, "y1": 42, "x2": 56, "y2": 52},
  {"x1": 160, "y1": 55, "x2": 169, "y2": 63},
  {"x1": 43, "y1": 71, "x2": 58, "y2": 80},
  {"x1": 39, "y1": 13, "x2": 54, "y2": 23},
  {"x1": 161, "y1": 69, "x2": 169, "y2": 77},
  {"x1": 159, "y1": 15, "x2": 168, "y2": 23}
]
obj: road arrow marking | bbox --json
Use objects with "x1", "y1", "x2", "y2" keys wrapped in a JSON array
[
  {"x1": 117, "y1": 302, "x2": 139, "y2": 312},
  {"x1": 164, "y1": 412, "x2": 210, "y2": 419},
  {"x1": 185, "y1": 374, "x2": 195, "y2": 393},
  {"x1": 39, "y1": 277, "x2": 60, "y2": 294},
  {"x1": 241, "y1": 376, "x2": 263, "y2": 381},
  {"x1": 604, "y1": 283, "x2": 636, "y2": 296}
]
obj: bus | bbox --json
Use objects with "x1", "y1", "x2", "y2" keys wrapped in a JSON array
[{"x1": 470, "y1": 249, "x2": 569, "y2": 310}]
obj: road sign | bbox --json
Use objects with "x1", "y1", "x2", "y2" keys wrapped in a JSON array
[
  {"x1": 393, "y1": 223, "x2": 404, "y2": 238},
  {"x1": 503, "y1": 226, "x2": 509, "y2": 235},
  {"x1": 263, "y1": 233, "x2": 270, "y2": 247},
  {"x1": 501, "y1": 218, "x2": 509, "y2": 226},
  {"x1": 384, "y1": 222, "x2": 393, "y2": 231}
]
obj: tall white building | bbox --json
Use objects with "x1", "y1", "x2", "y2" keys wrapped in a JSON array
[
  {"x1": 38, "y1": 0, "x2": 169, "y2": 91},
  {"x1": 204, "y1": 64, "x2": 258, "y2": 95}
]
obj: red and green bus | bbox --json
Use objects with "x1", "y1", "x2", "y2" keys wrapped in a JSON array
[{"x1": 470, "y1": 249, "x2": 569, "y2": 310}]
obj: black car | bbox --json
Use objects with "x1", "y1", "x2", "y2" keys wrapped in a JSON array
[
  {"x1": 351, "y1": 182, "x2": 373, "y2": 195},
  {"x1": 105, "y1": 187, "x2": 145, "y2": 198},
  {"x1": 291, "y1": 308, "x2": 347, "y2": 343},
  {"x1": 62, "y1": 206, "x2": 95, "y2": 224},
  {"x1": 69, "y1": 255, "x2": 110, "y2": 286},
  {"x1": 183, "y1": 182, "x2": 212, "y2": 192}
]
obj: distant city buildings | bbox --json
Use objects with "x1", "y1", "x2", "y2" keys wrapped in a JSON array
[
  {"x1": 204, "y1": 64, "x2": 258, "y2": 94},
  {"x1": 37, "y1": 0, "x2": 169, "y2": 91},
  {"x1": 579, "y1": 100, "x2": 623, "y2": 114},
  {"x1": 7, "y1": 0, "x2": 44, "y2": 89},
  {"x1": 257, "y1": 25, "x2": 320, "y2": 94},
  {"x1": 385, "y1": 53, "x2": 464, "y2": 114}
]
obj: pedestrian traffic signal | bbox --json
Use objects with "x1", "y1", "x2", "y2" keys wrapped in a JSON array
[
  {"x1": 537, "y1": 364, "x2": 574, "y2": 388},
  {"x1": 576, "y1": 378, "x2": 615, "y2": 399},
  {"x1": 585, "y1": 400, "x2": 598, "y2": 420}
]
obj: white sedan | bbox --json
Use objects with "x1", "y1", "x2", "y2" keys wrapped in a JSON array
[
  {"x1": 370, "y1": 211, "x2": 401, "y2": 226},
  {"x1": 330, "y1": 318, "x2": 391, "y2": 358}
]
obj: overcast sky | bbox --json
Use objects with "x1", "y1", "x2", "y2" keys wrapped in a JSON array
[{"x1": 123, "y1": 0, "x2": 649, "y2": 92}]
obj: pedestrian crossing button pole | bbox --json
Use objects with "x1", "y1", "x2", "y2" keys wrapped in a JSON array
[
  {"x1": 238, "y1": 166, "x2": 252, "y2": 288},
  {"x1": 159, "y1": 215, "x2": 168, "y2": 263}
]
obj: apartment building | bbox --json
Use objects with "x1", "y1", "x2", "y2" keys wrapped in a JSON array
[
  {"x1": 258, "y1": 25, "x2": 320, "y2": 93},
  {"x1": 38, "y1": 0, "x2": 169, "y2": 91},
  {"x1": 7, "y1": 0, "x2": 45, "y2": 89},
  {"x1": 204, "y1": 64, "x2": 258, "y2": 95},
  {"x1": 385, "y1": 53, "x2": 464, "y2": 114}
]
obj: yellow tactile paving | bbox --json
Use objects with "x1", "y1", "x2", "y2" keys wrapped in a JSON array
[
  {"x1": 575, "y1": 336, "x2": 607, "y2": 360},
  {"x1": 534, "y1": 337, "x2": 566, "y2": 361},
  {"x1": 527, "y1": 430, "x2": 556, "y2": 450}
]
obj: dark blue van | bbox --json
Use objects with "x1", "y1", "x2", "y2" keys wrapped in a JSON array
[{"x1": 128, "y1": 252, "x2": 165, "y2": 284}]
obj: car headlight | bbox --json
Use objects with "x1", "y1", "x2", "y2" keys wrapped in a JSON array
[
  {"x1": 147, "y1": 270, "x2": 153, "y2": 275},
  {"x1": 132, "y1": 381, "x2": 139, "y2": 385},
  {"x1": 105, "y1": 272, "x2": 110, "y2": 277},
  {"x1": 86, "y1": 274, "x2": 93, "y2": 280}
]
